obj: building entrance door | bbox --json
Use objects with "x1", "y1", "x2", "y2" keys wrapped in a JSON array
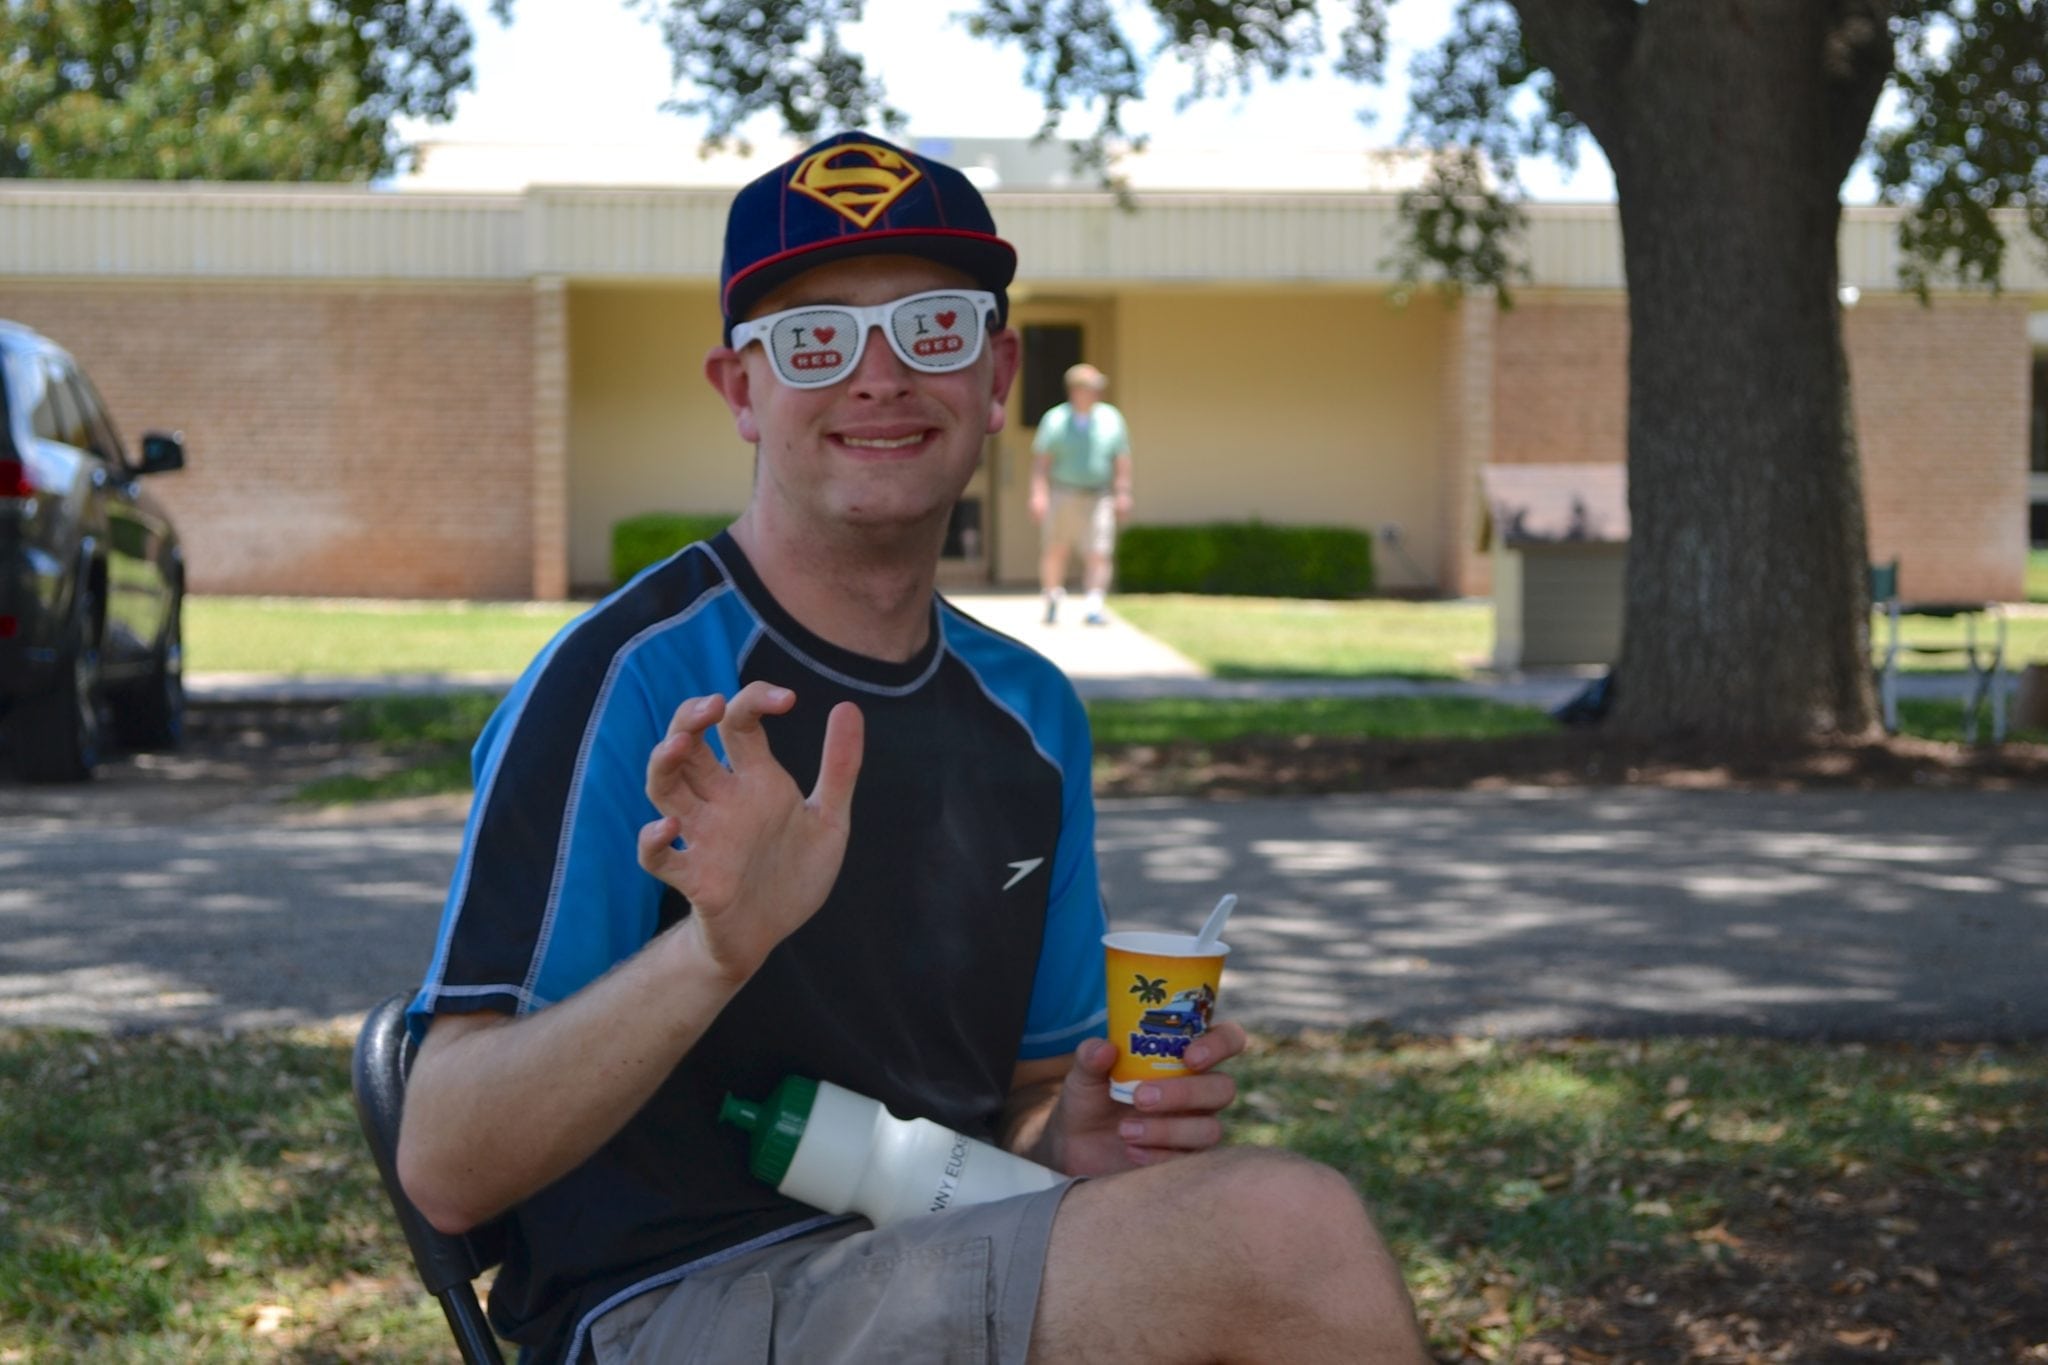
[
  {"x1": 935, "y1": 455, "x2": 993, "y2": 586},
  {"x1": 985, "y1": 300, "x2": 1114, "y2": 586},
  {"x1": 936, "y1": 299, "x2": 1111, "y2": 586}
]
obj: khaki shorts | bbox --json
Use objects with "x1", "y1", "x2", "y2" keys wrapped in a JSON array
[
  {"x1": 587, "y1": 1182, "x2": 1074, "y2": 1365},
  {"x1": 1045, "y1": 485, "x2": 1117, "y2": 559}
]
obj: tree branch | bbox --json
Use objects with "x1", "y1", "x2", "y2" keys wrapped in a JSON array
[
  {"x1": 1508, "y1": 0, "x2": 1639, "y2": 150},
  {"x1": 1820, "y1": 0, "x2": 1895, "y2": 188}
]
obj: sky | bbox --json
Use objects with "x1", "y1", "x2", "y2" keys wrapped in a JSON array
[{"x1": 397, "y1": 0, "x2": 1621, "y2": 201}]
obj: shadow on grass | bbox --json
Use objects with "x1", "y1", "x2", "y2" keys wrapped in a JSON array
[
  {"x1": 1207, "y1": 663, "x2": 1469, "y2": 683},
  {"x1": 3, "y1": 1029, "x2": 2042, "y2": 1361},
  {"x1": 1234, "y1": 1032, "x2": 2048, "y2": 1360},
  {"x1": 0, "y1": 1030, "x2": 454, "y2": 1362}
]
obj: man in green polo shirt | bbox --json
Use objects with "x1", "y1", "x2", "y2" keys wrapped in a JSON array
[{"x1": 1028, "y1": 362, "x2": 1132, "y2": 625}]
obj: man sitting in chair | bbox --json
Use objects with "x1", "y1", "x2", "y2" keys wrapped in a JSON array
[{"x1": 396, "y1": 132, "x2": 1426, "y2": 1365}]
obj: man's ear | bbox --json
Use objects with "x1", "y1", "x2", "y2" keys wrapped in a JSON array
[
  {"x1": 705, "y1": 345, "x2": 762, "y2": 445},
  {"x1": 984, "y1": 328, "x2": 1022, "y2": 436}
]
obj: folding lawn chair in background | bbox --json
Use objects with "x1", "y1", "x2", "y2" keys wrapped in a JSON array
[
  {"x1": 352, "y1": 992, "x2": 509, "y2": 1365},
  {"x1": 1871, "y1": 558, "x2": 2008, "y2": 743}
]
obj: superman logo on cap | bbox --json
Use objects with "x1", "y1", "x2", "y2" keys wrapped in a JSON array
[{"x1": 790, "y1": 142, "x2": 926, "y2": 230}]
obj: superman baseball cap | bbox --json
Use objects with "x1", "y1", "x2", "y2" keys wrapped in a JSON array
[{"x1": 720, "y1": 132, "x2": 1017, "y2": 342}]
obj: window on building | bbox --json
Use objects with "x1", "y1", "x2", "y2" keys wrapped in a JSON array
[
  {"x1": 2033, "y1": 354, "x2": 2048, "y2": 474},
  {"x1": 1020, "y1": 324, "x2": 1084, "y2": 428},
  {"x1": 2033, "y1": 354, "x2": 2048, "y2": 544},
  {"x1": 941, "y1": 496, "x2": 982, "y2": 561}
]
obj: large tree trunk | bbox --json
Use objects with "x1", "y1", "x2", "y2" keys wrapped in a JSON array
[{"x1": 1519, "y1": 0, "x2": 1892, "y2": 744}]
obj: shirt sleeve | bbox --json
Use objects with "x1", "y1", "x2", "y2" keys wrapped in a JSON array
[
  {"x1": 1016, "y1": 685, "x2": 1109, "y2": 1060},
  {"x1": 1031, "y1": 405, "x2": 1063, "y2": 456},
  {"x1": 409, "y1": 641, "x2": 673, "y2": 1041}
]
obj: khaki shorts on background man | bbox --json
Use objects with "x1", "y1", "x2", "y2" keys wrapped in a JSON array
[
  {"x1": 1046, "y1": 485, "x2": 1117, "y2": 559},
  {"x1": 589, "y1": 1181, "x2": 1072, "y2": 1364}
]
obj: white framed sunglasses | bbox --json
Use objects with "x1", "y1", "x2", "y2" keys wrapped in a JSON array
[{"x1": 732, "y1": 288, "x2": 999, "y2": 389}]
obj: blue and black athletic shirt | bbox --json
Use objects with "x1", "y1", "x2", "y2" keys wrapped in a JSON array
[{"x1": 410, "y1": 531, "x2": 1109, "y2": 1362}]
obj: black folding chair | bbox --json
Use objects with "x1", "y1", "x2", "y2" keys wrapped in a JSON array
[{"x1": 352, "y1": 992, "x2": 510, "y2": 1365}]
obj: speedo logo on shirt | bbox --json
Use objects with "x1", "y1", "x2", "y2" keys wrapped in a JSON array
[{"x1": 1003, "y1": 857, "x2": 1044, "y2": 891}]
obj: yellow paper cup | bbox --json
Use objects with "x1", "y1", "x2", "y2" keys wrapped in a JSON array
[{"x1": 1103, "y1": 930, "x2": 1229, "y2": 1104}]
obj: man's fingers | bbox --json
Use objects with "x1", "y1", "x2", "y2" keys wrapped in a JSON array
[
  {"x1": 1074, "y1": 1036, "x2": 1117, "y2": 1078},
  {"x1": 1128, "y1": 1070, "x2": 1238, "y2": 1117},
  {"x1": 1054, "y1": 1037, "x2": 1126, "y2": 1128},
  {"x1": 645, "y1": 728, "x2": 720, "y2": 812},
  {"x1": 1115, "y1": 1114, "x2": 1224, "y2": 1154},
  {"x1": 666, "y1": 693, "x2": 724, "y2": 738},
  {"x1": 649, "y1": 697, "x2": 732, "y2": 806},
  {"x1": 808, "y1": 701, "x2": 865, "y2": 817},
  {"x1": 718, "y1": 681, "x2": 796, "y2": 771},
  {"x1": 636, "y1": 815, "x2": 686, "y2": 880},
  {"x1": 1184, "y1": 1019, "x2": 1248, "y2": 1072}
]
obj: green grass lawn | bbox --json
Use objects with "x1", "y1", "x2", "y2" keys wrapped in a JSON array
[
  {"x1": 1, "y1": 1027, "x2": 2036, "y2": 1362},
  {"x1": 186, "y1": 597, "x2": 584, "y2": 676},
  {"x1": 1115, "y1": 593, "x2": 2048, "y2": 680},
  {"x1": 1112, "y1": 594, "x2": 1492, "y2": 680},
  {"x1": 1086, "y1": 694, "x2": 1555, "y2": 745},
  {"x1": 297, "y1": 691, "x2": 2038, "y2": 807},
  {"x1": 297, "y1": 694, "x2": 1563, "y2": 805},
  {"x1": 1876, "y1": 606, "x2": 2048, "y2": 670},
  {"x1": 192, "y1": 591, "x2": 2046, "y2": 685}
]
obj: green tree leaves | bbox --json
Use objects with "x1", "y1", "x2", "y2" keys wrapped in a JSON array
[
  {"x1": 0, "y1": 0, "x2": 475, "y2": 180},
  {"x1": 1875, "y1": 0, "x2": 2048, "y2": 294},
  {"x1": 612, "y1": 0, "x2": 2048, "y2": 300}
]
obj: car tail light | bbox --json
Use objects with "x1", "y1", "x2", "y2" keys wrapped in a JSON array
[
  {"x1": 0, "y1": 616, "x2": 16, "y2": 639},
  {"x1": 0, "y1": 458, "x2": 30, "y2": 499}
]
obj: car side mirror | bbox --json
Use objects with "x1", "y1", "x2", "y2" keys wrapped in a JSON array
[{"x1": 138, "y1": 431, "x2": 185, "y2": 475}]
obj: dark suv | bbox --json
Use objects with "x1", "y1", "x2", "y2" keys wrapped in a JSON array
[{"x1": 1, "y1": 322, "x2": 187, "y2": 780}]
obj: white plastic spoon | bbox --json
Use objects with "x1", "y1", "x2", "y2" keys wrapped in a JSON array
[{"x1": 1192, "y1": 893, "x2": 1238, "y2": 953}]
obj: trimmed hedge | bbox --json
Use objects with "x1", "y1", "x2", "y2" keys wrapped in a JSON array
[
  {"x1": 1115, "y1": 521, "x2": 1375, "y2": 599},
  {"x1": 612, "y1": 512, "x2": 736, "y2": 585}
]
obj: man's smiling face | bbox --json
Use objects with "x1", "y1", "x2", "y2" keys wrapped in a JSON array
[{"x1": 708, "y1": 253, "x2": 1020, "y2": 545}]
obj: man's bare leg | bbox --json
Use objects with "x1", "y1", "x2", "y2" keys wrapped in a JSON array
[
  {"x1": 1081, "y1": 550, "x2": 1113, "y2": 624},
  {"x1": 1040, "y1": 540, "x2": 1072, "y2": 623},
  {"x1": 1029, "y1": 1147, "x2": 1428, "y2": 1364}
]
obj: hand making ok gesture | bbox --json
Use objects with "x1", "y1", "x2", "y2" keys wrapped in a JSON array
[{"x1": 636, "y1": 681, "x2": 864, "y2": 988}]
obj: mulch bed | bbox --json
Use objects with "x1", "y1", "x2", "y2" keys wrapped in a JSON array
[
  {"x1": 1513, "y1": 1134, "x2": 2048, "y2": 1365},
  {"x1": 1095, "y1": 731, "x2": 2048, "y2": 799}
]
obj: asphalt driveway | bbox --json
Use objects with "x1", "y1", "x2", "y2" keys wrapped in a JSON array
[{"x1": 4, "y1": 773, "x2": 2042, "y2": 1040}]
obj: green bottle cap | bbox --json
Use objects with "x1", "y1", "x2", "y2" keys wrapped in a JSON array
[{"x1": 718, "y1": 1074, "x2": 819, "y2": 1187}]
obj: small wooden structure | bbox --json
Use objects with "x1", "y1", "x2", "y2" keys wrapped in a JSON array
[{"x1": 1478, "y1": 464, "x2": 1629, "y2": 670}]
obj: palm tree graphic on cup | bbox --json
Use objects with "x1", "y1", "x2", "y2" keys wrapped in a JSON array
[{"x1": 1130, "y1": 974, "x2": 1169, "y2": 1005}]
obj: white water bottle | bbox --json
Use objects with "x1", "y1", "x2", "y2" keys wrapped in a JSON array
[{"x1": 719, "y1": 1075, "x2": 1063, "y2": 1227}]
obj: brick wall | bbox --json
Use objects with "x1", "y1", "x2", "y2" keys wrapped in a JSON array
[
  {"x1": 1846, "y1": 296, "x2": 2029, "y2": 604},
  {"x1": 1483, "y1": 293, "x2": 2028, "y2": 603},
  {"x1": 1493, "y1": 293, "x2": 1632, "y2": 468},
  {"x1": 9, "y1": 277, "x2": 2025, "y2": 604},
  {"x1": 1, "y1": 279, "x2": 536, "y2": 598}
]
